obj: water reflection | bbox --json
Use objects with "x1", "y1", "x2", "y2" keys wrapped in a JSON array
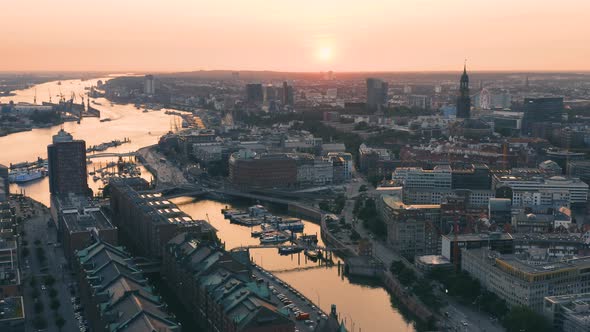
[
  {"x1": 0, "y1": 77, "x2": 176, "y2": 205},
  {"x1": 172, "y1": 198, "x2": 416, "y2": 332}
]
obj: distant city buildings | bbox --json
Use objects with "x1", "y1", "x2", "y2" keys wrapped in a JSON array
[
  {"x1": 366, "y1": 78, "x2": 388, "y2": 111},
  {"x1": 522, "y1": 97, "x2": 564, "y2": 135},
  {"x1": 144, "y1": 74, "x2": 156, "y2": 95},
  {"x1": 246, "y1": 83, "x2": 264, "y2": 104}
]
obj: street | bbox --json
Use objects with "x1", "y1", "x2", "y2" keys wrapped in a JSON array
[
  {"x1": 252, "y1": 263, "x2": 325, "y2": 331},
  {"x1": 16, "y1": 197, "x2": 80, "y2": 332}
]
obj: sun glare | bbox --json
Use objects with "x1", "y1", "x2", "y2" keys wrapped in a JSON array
[{"x1": 318, "y1": 47, "x2": 332, "y2": 61}]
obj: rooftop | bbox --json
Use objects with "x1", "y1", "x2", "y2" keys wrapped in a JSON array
[
  {"x1": 62, "y1": 208, "x2": 116, "y2": 233},
  {"x1": 442, "y1": 232, "x2": 513, "y2": 242},
  {"x1": 0, "y1": 297, "x2": 25, "y2": 322},
  {"x1": 381, "y1": 194, "x2": 440, "y2": 210}
]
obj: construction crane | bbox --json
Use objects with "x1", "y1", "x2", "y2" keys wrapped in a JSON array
[{"x1": 34, "y1": 88, "x2": 37, "y2": 104}]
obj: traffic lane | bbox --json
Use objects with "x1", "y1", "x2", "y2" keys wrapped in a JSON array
[
  {"x1": 252, "y1": 265, "x2": 321, "y2": 331},
  {"x1": 23, "y1": 208, "x2": 81, "y2": 332}
]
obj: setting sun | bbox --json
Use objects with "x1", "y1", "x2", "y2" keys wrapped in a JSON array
[{"x1": 317, "y1": 46, "x2": 333, "y2": 61}]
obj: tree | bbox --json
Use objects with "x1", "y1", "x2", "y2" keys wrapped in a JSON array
[
  {"x1": 50, "y1": 298, "x2": 60, "y2": 311},
  {"x1": 502, "y1": 306, "x2": 552, "y2": 332},
  {"x1": 44, "y1": 275, "x2": 56, "y2": 287},
  {"x1": 368, "y1": 174, "x2": 384, "y2": 187},
  {"x1": 55, "y1": 316, "x2": 65, "y2": 331},
  {"x1": 32, "y1": 316, "x2": 47, "y2": 329},
  {"x1": 29, "y1": 276, "x2": 37, "y2": 288},
  {"x1": 49, "y1": 288, "x2": 58, "y2": 298},
  {"x1": 34, "y1": 301, "x2": 44, "y2": 314},
  {"x1": 359, "y1": 185, "x2": 368, "y2": 192}
]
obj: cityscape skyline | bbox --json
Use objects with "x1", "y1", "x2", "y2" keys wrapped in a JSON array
[{"x1": 2, "y1": 0, "x2": 590, "y2": 72}]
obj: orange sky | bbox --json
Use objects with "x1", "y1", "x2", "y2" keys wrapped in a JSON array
[{"x1": 2, "y1": 0, "x2": 590, "y2": 72}]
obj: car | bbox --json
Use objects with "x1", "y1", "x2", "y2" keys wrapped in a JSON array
[
  {"x1": 41, "y1": 285, "x2": 46, "y2": 291},
  {"x1": 304, "y1": 319, "x2": 314, "y2": 325},
  {"x1": 461, "y1": 321, "x2": 468, "y2": 327}
]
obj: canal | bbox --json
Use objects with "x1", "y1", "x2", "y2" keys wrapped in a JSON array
[
  {"x1": 173, "y1": 198, "x2": 417, "y2": 332},
  {"x1": 0, "y1": 78, "x2": 418, "y2": 331}
]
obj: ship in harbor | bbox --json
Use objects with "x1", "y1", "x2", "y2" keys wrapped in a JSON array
[{"x1": 8, "y1": 167, "x2": 46, "y2": 183}]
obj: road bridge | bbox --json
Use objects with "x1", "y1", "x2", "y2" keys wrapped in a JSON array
[{"x1": 87, "y1": 151, "x2": 138, "y2": 159}]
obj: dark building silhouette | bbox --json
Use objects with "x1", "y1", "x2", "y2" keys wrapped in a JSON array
[
  {"x1": 456, "y1": 65, "x2": 471, "y2": 118},
  {"x1": 366, "y1": 78, "x2": 388, "y2": 111},
  {"x1": 281, "y1": 81, "x2": 294, "y2": 106},
  {"x1": 0, "y1": 164, "x2": 8, "y2": 199},
  {"x1": 47, "y1": 129, "x2": 88, "y2": 195},
  {"x1": 522, "y1": 97, "x2": 564, "y2": 135},
  {"x1": 245, "y1": 83, "x2": 264, "y2": 104},
  {"x1": 452, "y1": 164, "x2": 491, "y2": 190}
]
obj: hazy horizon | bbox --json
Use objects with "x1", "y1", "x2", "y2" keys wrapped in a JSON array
[{"x1": 2, "y1": 0, "x2": 590, "y2": 72}]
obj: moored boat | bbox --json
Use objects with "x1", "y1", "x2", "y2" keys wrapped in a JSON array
[
  {"x1": 304, "y1": 249, "x2": 321, "y2": 260},
  {"x1": 260, "y1": 234, "x2": 289, "y2": 244},
  {"x1": 278, "y1": 246, "x2": 303, "y2": 255}
]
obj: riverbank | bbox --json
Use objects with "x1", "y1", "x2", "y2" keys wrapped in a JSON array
[{"x1": 136, "y1": 146, "x2": 189, "y2": 188}]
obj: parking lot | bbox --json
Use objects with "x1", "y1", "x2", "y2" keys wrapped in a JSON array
[
  {"x1": 252, "y1": 263, "x2": 328, "y2": 331},
  {"x1": 15, "y1": 197, "x2": 88, "y2": 332}
]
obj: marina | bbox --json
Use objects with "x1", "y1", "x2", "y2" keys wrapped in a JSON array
[{"x1": 177, "y1": 198, "x2": 416, "y2": 332}]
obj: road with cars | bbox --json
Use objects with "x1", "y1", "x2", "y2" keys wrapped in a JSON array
[{"x1": 16, "y1": 197, "x2": 86, "y2": 332}]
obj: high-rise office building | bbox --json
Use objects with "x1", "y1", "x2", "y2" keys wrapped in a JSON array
[
  {"x1": 522, "y1": 97, "x2": 564, "y2": 134},
  {"x1": 144, "y1": 74, "x2": 156, "y2": 95},
  {"x1": 281, "y1": 81, "x2": 294, "y2": 106},
  {"x1": 245, "y1": 83, "x2": 264, "y2": 104},
  {"x1": 456, "y1": 65, "x2": 471, "y2": 118},
  {"x1": 0, "y1": 164, "x2": 8, "y2": 199},
  {"x1": 366, "y1": 78, "x2": 388, "y2": 111},
  {"x1": 47, "y1": 129, "x2": 88, "y2": 195}
]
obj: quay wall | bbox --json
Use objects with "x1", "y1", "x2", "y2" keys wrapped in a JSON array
[
  {"x1": 380, "y1": 272, "x2": 435, "y2": 323},
  {"x1": 287, "y1": 203, "x2": 322, "y2": 222}
]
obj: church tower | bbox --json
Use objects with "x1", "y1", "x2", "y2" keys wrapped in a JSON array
[{"x1": 456, "y1": 63, "x2": 471, "y2": 119}]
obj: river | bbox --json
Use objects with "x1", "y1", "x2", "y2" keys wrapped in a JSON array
[
  {"x1": 0, "y1": 78, "x2": 417, "y2": 332},
  {"x1": 0, "y1": 77, "x2": 178, "y2": 206}
]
